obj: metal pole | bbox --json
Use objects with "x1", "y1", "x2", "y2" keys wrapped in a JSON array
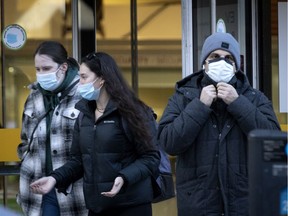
[
  {"x1": 0, "y1": 0, "x2": 8, "y2": 206},
  {"x1": 130, "y1": 0, "x2": 138, "y2": 96},
  {"x1": 94, "y1": 0, "x2": 97, "y2": 51},
  {"x1": 251, "y1": 0, "x2": 258, "y2": 88},
  {"x1": 72, "y1": 0, "x2": 79, "y2": 61},
  {"x1": 1, "y1": 0, "x2": 5, "y2": 128},
  {"x1": 181, "y1": 0, "x2": 193, "y2": 77},
  {"x1": 211, "y1": 0, "x2": 216, "y2": 33}
]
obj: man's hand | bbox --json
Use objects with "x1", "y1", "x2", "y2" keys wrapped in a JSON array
[
  {"x1": 200, "y1": 84, "x2": 217, "y2": 107},
  {"x1": 217, "y1": 82, "x2": 239, "y2": 104},
  {"x1": 101, "y1": 176, "x2": 124, "y2": 198},
  {"x1": 30, "y1": 176, "x2": 56, "y2": 195}
]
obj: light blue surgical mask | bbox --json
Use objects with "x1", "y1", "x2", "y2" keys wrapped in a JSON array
[
  {"x1": 36, "y1": 67, "x2": 63, "y2": 91},
  {"x1": 77, "y1": 78, "x2": 101, "y2": 101}
]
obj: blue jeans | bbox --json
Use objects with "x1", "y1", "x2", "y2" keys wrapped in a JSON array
[{"x1": 41, "y1": 189, "x2": 60, "y2": 216}]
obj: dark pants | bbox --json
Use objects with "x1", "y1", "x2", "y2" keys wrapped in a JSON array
[
  {"x1": 88, "y1": 203, "x2": 152, "y2": 216},
  {"x1": 41, "y1": 189, "x2": 60, "y2": 216}
]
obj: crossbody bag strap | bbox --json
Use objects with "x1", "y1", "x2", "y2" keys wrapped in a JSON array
[{"x1": 26, "y1": 108, "x2": 52, "y2": 153}]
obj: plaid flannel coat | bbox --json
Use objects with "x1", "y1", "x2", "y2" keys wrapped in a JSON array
[{"x1": 17, "y1": 76, "x2": 87, "y2": 216}]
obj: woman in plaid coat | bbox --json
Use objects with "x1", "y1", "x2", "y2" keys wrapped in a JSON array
[{"x1": 17, "y1": 41, "x2": 87, "y2": 216}]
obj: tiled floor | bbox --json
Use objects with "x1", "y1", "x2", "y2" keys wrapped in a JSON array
[
  {"x1": 1, "y1": 196, "x2": 178, "y2": 216},
  {"x1": 152, "y1": 197, "x2": 177, "y2": 216}
]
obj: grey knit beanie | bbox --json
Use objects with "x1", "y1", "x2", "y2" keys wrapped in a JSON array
[{"x1": 200, "y1": 32, "x2": 240, "y2": 70}]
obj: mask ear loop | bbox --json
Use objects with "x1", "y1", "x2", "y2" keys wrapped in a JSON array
[
  {"x1": 204, "y1": 60, "x2": 209, "y2": 72},
  {"x1": 60, "y1": 63, "x2": 68, "y2": 74},
  {"x1": 232, "y1": 62, "x2": 236, "y2": 73},
  {"x1": 93, "y1": 78, "x2": 99, "y2": 84},
  {"x1": 56, "y1": 64, "x2": 66, "y2": 79},
  {"x1": 92, "y1": 77, "x2": 105, "y2": 90}
]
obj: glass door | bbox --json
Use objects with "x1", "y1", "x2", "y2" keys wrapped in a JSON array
[
  {"x1": 191, "y1": 0, "x2": 248, "y2": 77},
  {"x1": 271, "y1": 0, "x2": 287, "y2": 130}
]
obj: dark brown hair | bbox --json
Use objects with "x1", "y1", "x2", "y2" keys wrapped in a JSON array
[
  {"x1": 81, "y1": 52, "x2": 154, "y2": 152},
  {"x1": 34, "y1": 41, "x2": 79, "y2": 70}
]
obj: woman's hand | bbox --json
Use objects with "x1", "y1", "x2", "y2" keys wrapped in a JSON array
[
  {"x1": 101, "y1": 176, "x2": 124, "y2": 197},
  {"x1": 30, "y1": 176, "x2": 56, "y2": 194}
]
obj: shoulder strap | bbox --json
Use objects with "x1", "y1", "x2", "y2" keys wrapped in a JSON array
[
  {"x1": 78, "y1": 112, "x2": 84, "y2": 126},
  {"x1": 25, "y1": 80, "x2": 78, "y2": 155}
]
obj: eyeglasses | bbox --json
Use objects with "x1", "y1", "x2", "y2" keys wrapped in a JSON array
[
  {"x1": 207, "y1": 53, "x2": 235, "y2": 63},
  {"x1": 85, "y1": 52, "x2": 102, "y2": 71}
]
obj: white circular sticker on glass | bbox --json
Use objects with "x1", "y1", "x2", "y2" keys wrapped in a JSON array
[
  {"x1": 216, "y1": 19, "x2": 226, "y2": 33},
  {"x1": 2, "y1": 24, "x2": 27, "y2": 50}
]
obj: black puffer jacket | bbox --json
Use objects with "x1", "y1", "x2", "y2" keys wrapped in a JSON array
[
  {"x1": 158, "y1": 70, "x2": 280, "y2": 216},
  {"x1": 52, "y1": 99, "x2": 160, "y2": 213}
]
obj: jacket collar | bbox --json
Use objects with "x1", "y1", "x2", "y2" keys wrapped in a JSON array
[
  {"x1": 175, "y1": 69, "x2": 251, "y2": 99},
  {"x1": 75, "y1": 98, "x2": 117, "y2": 119}
]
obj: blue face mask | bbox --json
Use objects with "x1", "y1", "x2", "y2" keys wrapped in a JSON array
[
  {"x1": 77, "y1": 78, "x2": 101, "y2": 101},
  {"x1": 36, "y1": 67, "x2": 63, "y2": 91}
]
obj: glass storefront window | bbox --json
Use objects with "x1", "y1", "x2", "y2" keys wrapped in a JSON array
[
  {"x1": 1, "y1": 0, "x2": 73, "y2": 128},
  {"x1": 0, "y1": 1, "x2": 74, "y2": 212},
  {"x1": 193, "y1": 0, "x2": 211, "y2": 69},
  {"x1": 193, "y1": 0, "x2": 246, "y2": 73}
]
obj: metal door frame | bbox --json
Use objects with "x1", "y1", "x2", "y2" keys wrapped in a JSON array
[{"x1": 181, "y1": 0, "x2": 257, "y2": 89}]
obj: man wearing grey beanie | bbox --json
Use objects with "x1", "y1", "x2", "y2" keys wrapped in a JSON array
[{"x1": 158, "y1": 32, "x2": 280, "y2": 216}]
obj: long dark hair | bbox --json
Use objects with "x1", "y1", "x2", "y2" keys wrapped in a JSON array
[
  {"x1": 82, "y1": 52, "x2": 153, "y2": 151},
  {"x1": 34, "y1": 41, "x2": 79, "y2": 70}
]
